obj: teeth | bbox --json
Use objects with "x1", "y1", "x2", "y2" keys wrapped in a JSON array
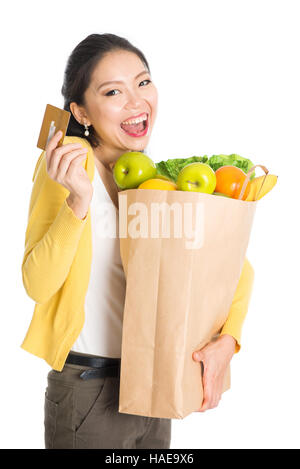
[{"x1": 121, "y1": 114, "x2": 147, "y2": 125}]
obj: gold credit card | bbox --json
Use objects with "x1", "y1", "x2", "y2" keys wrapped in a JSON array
[{"x1": 37, "y1": 104, "x2": 71, "y2": 150}]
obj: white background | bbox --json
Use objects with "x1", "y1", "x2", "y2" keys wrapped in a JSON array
[{"x1": 1, "y1": 0, "x2": 299, "y2": 449}]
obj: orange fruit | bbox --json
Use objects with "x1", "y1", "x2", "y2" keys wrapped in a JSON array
[
  {"x1": 215, "y1": 165, "x2": 250, "y2": 200},
  {"x1": 138, "y1": 178, "x2": 177, "y2": 190}
]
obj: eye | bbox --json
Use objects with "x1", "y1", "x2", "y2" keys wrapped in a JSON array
[
  {"x1": 105, "y1": 89, "x2": 120, "y2": 97},
  {"x1": 105, "y1": 79, "x2": 152, "y2": 97},
  {"x1": 140, "y1": 79, "x2": 152, "y2": 86}
]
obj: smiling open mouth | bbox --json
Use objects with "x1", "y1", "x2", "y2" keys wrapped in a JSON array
[{"x1": 120, "y1": 114, "x2": 149, "y2": 137}]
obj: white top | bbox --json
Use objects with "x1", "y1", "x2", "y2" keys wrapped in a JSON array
[{"x1": 71, "y1": 167, "x2": 126, "y2": 358}]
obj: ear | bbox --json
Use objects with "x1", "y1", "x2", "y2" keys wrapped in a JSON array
[{"x1": 70, "y1": 102, "x2": 91, "y2": 126}]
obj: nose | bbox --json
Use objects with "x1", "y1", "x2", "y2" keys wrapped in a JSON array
[{"x1": 125, "y1": 89, "x2": 144, "y2": 110}]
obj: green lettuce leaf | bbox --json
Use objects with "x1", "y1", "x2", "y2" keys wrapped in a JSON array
[
  {"x1": 155, "y1": 153, "x2": 255, "y2": 182},
  {"x1": 155, "y1": 156, "x2": 208, "y2": 183},
  {"x1": 208, "y1": 154, "x2": 255, "y2": 179},
  {"x1": 155, "y1": 153, "x2": 255, "y2": 183}
]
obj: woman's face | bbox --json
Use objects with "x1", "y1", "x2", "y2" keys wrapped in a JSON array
[{"x1": 73, "y1": 50, "x2": 158, "y2": 158}]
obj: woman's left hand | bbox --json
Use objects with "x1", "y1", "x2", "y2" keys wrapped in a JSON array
[{"x1": 192, "y1": 334, "x2": 237, "y2": 412}]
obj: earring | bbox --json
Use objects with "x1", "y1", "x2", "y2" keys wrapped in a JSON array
[{"x1": 84, "y1": 123, "x2": 90, "y2": 137}]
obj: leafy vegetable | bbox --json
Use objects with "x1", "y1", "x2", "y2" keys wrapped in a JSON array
[
  {"x1": 155, "y1": 153, "x2": 255, "y2": 182},
  {"x1": 208, "y1": 154, "x2": 255, "y2": 180},
  {"x1": 156, "y1": 156, "x2": 208, "y2": 183}
]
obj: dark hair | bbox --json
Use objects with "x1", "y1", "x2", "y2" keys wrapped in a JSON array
[{"x1": 61, "y1": 33, "x2": 151, "y2": 148}]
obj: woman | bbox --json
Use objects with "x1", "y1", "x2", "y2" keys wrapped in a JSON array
[{"x1": 21, "y1": 33, "x2": 254, "y2": 449}]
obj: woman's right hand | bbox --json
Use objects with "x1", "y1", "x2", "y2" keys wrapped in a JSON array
[{"x1": 45, "y1": 130, "x2": 93, "y2": 201}]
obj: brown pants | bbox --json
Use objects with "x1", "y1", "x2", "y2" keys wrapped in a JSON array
[{"x1": 44, "y1": 361, "x2": 172, "y2": 449}]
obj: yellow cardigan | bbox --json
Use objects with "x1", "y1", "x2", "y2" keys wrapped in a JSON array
[{"x1": 21, "y1": 136, "x2": 255, "y2": 371}]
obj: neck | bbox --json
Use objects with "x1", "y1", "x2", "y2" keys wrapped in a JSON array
[{"x1": 92, "y1": 143, "x2": 125, "y2": 172}]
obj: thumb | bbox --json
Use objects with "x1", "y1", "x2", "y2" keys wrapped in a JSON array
[{"x1": 193, "y1": 350, "x2": 204, "y2": 362}]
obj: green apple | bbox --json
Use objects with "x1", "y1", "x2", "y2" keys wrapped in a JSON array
[
  {"x1": 176, "y1": 162, "x2": 216, "y2": 193},
  {"x1": 113, "y1": 151, "x2": 157, "y2": 189}
]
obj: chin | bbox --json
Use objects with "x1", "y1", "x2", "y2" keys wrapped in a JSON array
[{"x1": 127, "y1": 139, "x2": 149, "y2": 152}]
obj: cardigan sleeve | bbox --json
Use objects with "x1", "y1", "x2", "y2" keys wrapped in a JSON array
[
  {"x1": 21, "y1": 150, "x2": 89, "y2": 304},
  {"x1": 220, "y1": 257, "x2": 255, "y2": 353}
]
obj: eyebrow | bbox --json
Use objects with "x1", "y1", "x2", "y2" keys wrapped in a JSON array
[{"x1": 97, "y1": 70, "x2": 150, "y2": 91}]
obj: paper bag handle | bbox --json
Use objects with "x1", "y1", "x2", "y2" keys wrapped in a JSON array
[{"x1": 238, "y1": 164, "x2": 269, "y2": 201}]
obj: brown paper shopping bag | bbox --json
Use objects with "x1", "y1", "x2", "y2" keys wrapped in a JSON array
[{"x1": 118, "y1": 165, "x2": 268, "y2": 419}]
